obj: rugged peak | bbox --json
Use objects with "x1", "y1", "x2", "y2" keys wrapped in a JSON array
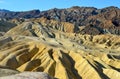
[
  {"x1": 71, "y1": 6, "x2": 97, "y2": 9},
  {"x1": 69, "y1": 6, "x2": 97, "y2": 12},
  {"x1": 103, "y1": 6, "x2": 119, "y2": 9},
  {"x1": 100, "y1": 6, "x2": 119, "y2": 13},
  {"x1": 71, "y1": 6, "x2": 80, "y2": 9}
]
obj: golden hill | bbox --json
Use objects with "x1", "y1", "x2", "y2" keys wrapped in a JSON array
[{"x1": 0, "y1": 19, "x2": 120, "y2": 79}]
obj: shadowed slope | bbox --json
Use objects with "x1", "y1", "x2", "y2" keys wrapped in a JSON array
[{"x1": 0, "y1": 21, "x2": 120, "y2": 79}]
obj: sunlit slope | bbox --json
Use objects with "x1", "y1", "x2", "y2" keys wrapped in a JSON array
[{"x1": 0, "y1": 21, "x2": 120, "y2": 79}]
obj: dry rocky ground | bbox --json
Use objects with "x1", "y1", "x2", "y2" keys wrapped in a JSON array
[{"x1": 0, "y1": 17, "x2": 120, "y2": 79}]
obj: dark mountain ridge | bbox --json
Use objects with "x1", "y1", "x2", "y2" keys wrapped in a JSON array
[
  {"x1": 0, "y1": 6, "x2": 119, "y2": 19},
  {"x1": 0, "y1": 6, "x2": 120, "y2": 35},
  {"x1": 0, "y1": 9, "x2": 40, "y2": 19},
  {"x1": 0, "y1": 9, "x2": 10, "y2": 12}
]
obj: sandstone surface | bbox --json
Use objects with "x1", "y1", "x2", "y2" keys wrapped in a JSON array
[{"x1": 0, "y1": 20, "x2": 120, "y2": 79}]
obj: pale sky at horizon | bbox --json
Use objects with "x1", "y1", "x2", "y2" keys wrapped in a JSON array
[{"x1": 0, "y1": 0, "x2": 119, "y2": 11}]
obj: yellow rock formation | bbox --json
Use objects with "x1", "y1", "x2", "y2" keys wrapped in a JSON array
[{"x1": 0, "y1": 20, "x2": 120, "y2": 79}]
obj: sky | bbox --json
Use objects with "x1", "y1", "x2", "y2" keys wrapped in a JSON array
[{"x1": 0, "y1": 0, "x2": 120, "y2": 11}]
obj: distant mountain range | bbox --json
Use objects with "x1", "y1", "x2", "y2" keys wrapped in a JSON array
[
  {"x1": 0, "y1": 9, "x2": 10, "y2": 12},
  {"x1": 0, "y1": 6, "x2": 119, "y2": 19},
  {"x1": 0, "y1": 9, "x2": 40, "y2": 18},
  {"x1": 0, "y1": 6, "x2": 120, "y2": 35}
]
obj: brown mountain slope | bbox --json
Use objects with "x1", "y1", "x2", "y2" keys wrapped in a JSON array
[
  {"x1": 0, "y1": 19, "x2": 16, "y2": 32},
  {"x1": 1, "y1": 6, "x2": 120, "y2": 35},
  {"x1": 0, "y1": 21, "x2": 120, "y2": 79},
  {"x1": 39, "y1": 6, "x2": 120, "y2": 35}
]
